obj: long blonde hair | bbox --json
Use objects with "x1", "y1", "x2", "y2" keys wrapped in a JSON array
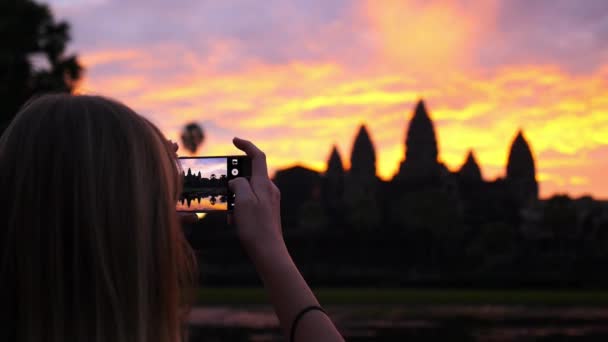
[{"x1": 0, "y1": 94, "x2": 197, "y2": 342}]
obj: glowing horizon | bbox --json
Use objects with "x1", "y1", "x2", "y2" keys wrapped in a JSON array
[{"x1": 48, "y1": 0, "x2": 608, "y2": 199}]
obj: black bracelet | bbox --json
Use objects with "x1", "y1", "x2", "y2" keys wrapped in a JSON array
[{"x1": 289, "y1": 305, "x2": 327, "y2": 342}]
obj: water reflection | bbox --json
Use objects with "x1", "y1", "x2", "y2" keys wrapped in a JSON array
[{"x1": 177, "y1": 193, "x2": 228, "y2": 211}]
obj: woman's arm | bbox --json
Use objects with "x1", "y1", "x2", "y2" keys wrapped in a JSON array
[{"x1": 229, "y1": 137, "x2": 344, "y2": 342}]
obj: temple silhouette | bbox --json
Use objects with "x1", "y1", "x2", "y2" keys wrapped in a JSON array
[
  {"x1": 183, "y1": 168, "x2": 228, "y2": 188},
  {"x1": 192, "y1": 99, "x2": 608, "y2": 287},
  {"x1": 275, "y1": 99, "x2": 539, "y2": 231}
]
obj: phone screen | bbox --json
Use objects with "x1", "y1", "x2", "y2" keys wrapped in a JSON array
[{"x1": 177, "y1": 156, "x2": 251, "y2": 212}]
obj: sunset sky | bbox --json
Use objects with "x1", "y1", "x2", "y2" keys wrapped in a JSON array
[
  {"x1": 46, "y1": 0, "x2": 608, "y2": 198},
  {"x1": 180, "y1": 157, "x2": 226, "y2": 179}
]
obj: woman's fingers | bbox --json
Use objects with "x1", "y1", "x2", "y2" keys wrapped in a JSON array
[
  {"x1": 168, "y1": 139, "x2": 179, "y2": 157},
  {"x1": 229, "y1": 177, "x2": 257, "y2": 204},
  {"x1": 232, "y1": 137, "x2": 273, "y2": 195},
  {"x1": 233, "y1": 137, "x2": 268, "y2": 179}
]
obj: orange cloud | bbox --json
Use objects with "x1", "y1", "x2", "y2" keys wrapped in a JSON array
[
  {"x1": 74, "y1": 13, "x2": 608, "y2": 200},
  {"x1": 80, "y1": 49, "x2": 142, "y2": 68},
  {"x1": 362, "y1": 0, "x2": 498, "y2": 73}
]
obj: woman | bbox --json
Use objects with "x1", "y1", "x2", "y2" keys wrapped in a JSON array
[{"x1": 0, "y1": 94, "x2": 343, "y2": 342}]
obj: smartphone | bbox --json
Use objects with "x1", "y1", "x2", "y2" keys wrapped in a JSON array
[{"x1": 177, "y1": 156, "x2": 251, "y2": 212}]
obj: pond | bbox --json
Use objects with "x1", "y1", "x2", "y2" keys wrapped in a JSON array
[{"x1": 188, "y1": 305, "x2": 608, "y2": 341}]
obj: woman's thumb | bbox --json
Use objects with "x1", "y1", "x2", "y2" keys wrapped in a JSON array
[{"x1": 229, "y1": 177, "x2": 256, "y2": 204}]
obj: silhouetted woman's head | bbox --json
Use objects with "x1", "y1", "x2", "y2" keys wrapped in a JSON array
[{"x1": 0, "y1": 94, "x2": 196, "y2": 342}]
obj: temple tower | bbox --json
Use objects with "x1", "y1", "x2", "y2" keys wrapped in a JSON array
[
  {"x1": 459, "y1": 150, "x2": 482, "y2": 182},
  {"x1": 506, "y1": 130, "x2": 538, "y2": 204},
  {"x1": 395, "y1": 99, "x2": 441, "y2": 182},
  {"x1": 326, "y1": 145, "x2": 345, "y2": 179},
  {"x1": 350, "y1": 125, "x2": 376, "y2": 180},
  {"x1": 323, "y1": 146, "x2": 346, "y2": 225},
  {"x1": 344, "y1": 124, "x2": 380, "y2": 229}
]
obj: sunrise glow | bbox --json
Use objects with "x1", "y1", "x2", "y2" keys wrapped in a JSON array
[{"x1": 53, "y1": 0, "x2": 608, "y2": 199}]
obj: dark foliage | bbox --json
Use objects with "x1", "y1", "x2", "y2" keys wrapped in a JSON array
[
  {"x1": 181, "y1": 122, "x2": 205, "y2": 153},
  {"x1": 0, "y1": 0, "x2": 82, "y2": 133}
]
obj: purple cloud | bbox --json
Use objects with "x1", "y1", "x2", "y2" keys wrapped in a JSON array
[
  {"x1": 477, "y1": 0, "x2": 608, "y2": 73},
  {"x1": 49, "y1": 0, "x2": 368, "y2": 70}
]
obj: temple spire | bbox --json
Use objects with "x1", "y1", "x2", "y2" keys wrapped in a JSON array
[
  {"x1": 405, "y1": 99, "x2": 438, "y2": 164},
  {"x1": 459, "y1": 150, "x2": 482, "y2": 181},
  {"x1": 507, "y1": 130, "x2": 536, "y2": 180},
  {"x1": 326, "y1": 145, "x2": 344, "y2": 177},
  {"x1": 350, "y1": 124, "x2": 376, "y2": 179},
  {"x1": 506, "y1": 130, "x2": 538, "y2": 202},
  {"x1": 395, "y1": 99, "x2": 441, "y2": 182},
  {"x1": 344, "y1": 124, "x2": 380, "y2": 230},
  {"x1": 323, "y1": 145, "x2": 346, "y2": 226}
]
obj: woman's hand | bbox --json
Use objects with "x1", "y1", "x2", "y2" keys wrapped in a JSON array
[
  {"x1": 227, "y1": 138, "x2": 344, "y2": 341},
  {"x1": 228, "y1": 137, "x2": 285, "y2": 255}
]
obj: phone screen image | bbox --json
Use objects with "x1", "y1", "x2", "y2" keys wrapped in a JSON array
[{"x1": 177, "y1": 156, "x2": 250, "y2": 212}]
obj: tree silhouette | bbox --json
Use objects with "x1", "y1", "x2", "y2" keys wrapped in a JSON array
[
  {"x1": 0, "y1": 0, "x2": 82, "y2": 133},
  {"x1": 181, "y1": 122, "x2": 205, "y2": 153}
]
